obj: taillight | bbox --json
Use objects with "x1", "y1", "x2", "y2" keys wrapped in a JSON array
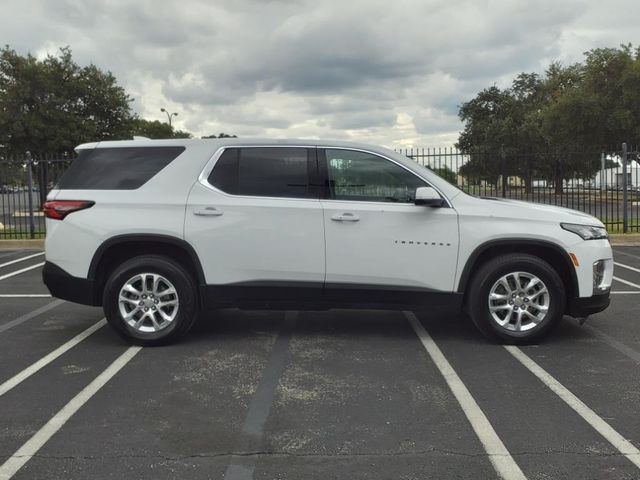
[{"x1": 43, "y1": 201, "x2": 95, "y2": 220}]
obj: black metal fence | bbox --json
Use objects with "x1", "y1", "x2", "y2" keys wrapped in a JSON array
[
  {"x1": 0, "y1": 154, "x2": 74, "y2": 239},
  {"x1": 0, "y1": 145, "x2": 639, "y2": 239},
  {"x1": 399, "y1": 144, "x2": 640, "y2": 233}
]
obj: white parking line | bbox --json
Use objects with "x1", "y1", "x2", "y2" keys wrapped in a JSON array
[
  {"x1": 405, "y1": 312, "x2": 527, "y2": 480},
  {"x1": 610, "y1": 291, "x2": 640, "y2": 294},
  {"x1": 613, "y1": 276, "x2": 640, "y2": 290},
  {"x1": 615, "y1": 262, "x2": 640, "y2": 274},
  {"x1": 0, "y1": 319, "x2": 106, "y2": 398},
  {"x1": 0, "y1": 345, "x2": 142, "y2": 480},
  {"x1": 615, "y1": 249, "x2": 640, "y2": 261},
  {"x1": 505, "y1": 346, "x2": 640, "y2": 469},
  {"x1": 583, "y1": 325, "x2": 640, "y2": 365},
  {"x1": 0, "y1": 294, "x2": 52, "y2": 298},
  {"x1": 0, "y1": 252, "x2": 44, "y2": 270},
  {"x1": 0, "y1": 300, "x2": 64, "y2": 334},
  {"x1": 0, "y1": 263, "x2": 45, "y2": 282}
]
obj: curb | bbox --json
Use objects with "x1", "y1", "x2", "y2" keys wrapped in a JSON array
[
  {"x1": 609, "y1": 234, "x2": 640, "y2": 246},
  {"x1": 0, "y1": 239, "x2": 45, "y2": 250}
]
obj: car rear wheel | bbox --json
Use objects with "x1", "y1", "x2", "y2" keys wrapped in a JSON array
[
  {"x1": 467, "y1": 253, "x2": 566, "y2": 344},
  {"x1": 103, "y1": 255, "x2": 198, "y2": 346}
]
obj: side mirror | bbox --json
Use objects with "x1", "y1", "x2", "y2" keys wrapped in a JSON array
[{"x1": 415, "y1": 186, "x2": 444, "y2": 207}]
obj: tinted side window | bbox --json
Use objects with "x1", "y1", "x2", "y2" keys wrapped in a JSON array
[
  {"x1": 207, "y1": 148, "x2": 239, "y2": 194},
  {"x1": 58, "y1": 147, "x2": 185, "y2": 190},
  {"x1": 325, "y1": 149, "x2": 426, "y2": 202},
  {"x1": 207, "y1": 147, "x2": 312, "y2": 198}
]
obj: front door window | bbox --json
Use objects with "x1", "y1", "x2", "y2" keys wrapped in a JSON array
[{"x1": 325, "y1": 149, "x2": 427, "y2": 203}]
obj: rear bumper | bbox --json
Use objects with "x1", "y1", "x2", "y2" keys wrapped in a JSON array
[
  {"x1": 566, "y1": 291, "x2": 610, "y2": 317},
  {"x1": 42, "y1": 261, "x2": 100, "y2": 306}
]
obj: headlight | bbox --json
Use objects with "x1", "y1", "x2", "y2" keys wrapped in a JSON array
[{"x1": 560, "y1": 223, "x2": 609, "y2": 240}]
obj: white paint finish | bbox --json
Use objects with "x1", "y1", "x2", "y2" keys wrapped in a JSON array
[
  {"x1": 0, "y1": 263, "x2": 45, "y2": 282},
  {"x1": 186, "y1": 181, "x2": 325, "y2": 285},
  {"x1": 43, "y1": 142, "x2": 218, "y2": 278},
  {"x1": 0, "y1": 345, "x2": 142, "y2": 479},
  {"x1": 452, "y1": 192, "x2": 612, "y2": 298},
  {"x1": 613, "y1": 276, "x2": 640, "y2": 290},
  {"x1": 44, "y1": 138, "x2": 614, "y2": 310},
  {"x1": 323, "y1": 201, "x2": 458, "y2": 289},
  {"x1": 405, "y1": 312, "x2": 527, "y2": 480},
  {"x1": 0, "y1": 252, "x2": 44, "y2": 269},
  {"x1": 44, "y1": 198, "x2": 190, "y2": 278},
  {"x1": 0, "y1": 320, "x2": 106, "y2": 398},
  {"x1": 505, "y1": 346, "x2": 640, "y2": 469},
  {"x1": 568, "y1": 240, "x2": 614, "y2": 297}
]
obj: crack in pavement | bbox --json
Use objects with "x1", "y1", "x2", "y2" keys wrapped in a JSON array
[{"x1": 0, "y1": 448, "x2": 631, "y2": 462}]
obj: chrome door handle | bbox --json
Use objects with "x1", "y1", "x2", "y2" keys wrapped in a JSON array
[
  {"x1": 194, "y1": 207, "x2": 224, "y2": 217},
  {"x1": 331, "y1": 212, "x2": 360, "y2": 222}
]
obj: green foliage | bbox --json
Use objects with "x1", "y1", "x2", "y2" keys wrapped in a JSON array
[
  {"x1": 202, "y1": 133, "x2": 237, "y2": 138},
  {"x1": 430, "y1": 165, "x2": 457, "y2": 184},
  {"x1": 0, "y1": 46, "x2": 134, "y2": 156},
  {"x1": 457, "y1": 44, "x2": 640, "y2": 193},
  {"x1": 131, "y1": 119, "x2": 192, "y2": 139}
]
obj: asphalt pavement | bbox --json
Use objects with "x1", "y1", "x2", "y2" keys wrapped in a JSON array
[{"x1": 0, "y1": 247, "x2": 639, "y2": 479}]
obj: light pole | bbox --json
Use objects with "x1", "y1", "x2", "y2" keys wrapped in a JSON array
[{"x1": 160, "y1": 108, "x2": 178, "y2": 126}]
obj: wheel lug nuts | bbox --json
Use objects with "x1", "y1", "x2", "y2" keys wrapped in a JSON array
[
  {"x1": 154, "y1": 300, "x2": 159, "y2": 304},
  {"x1": 144, "y1": 307, "x2": 149, "y2": 312},
  {"x1": 152, "y1": 306, "x2": 156, "y2": 310},
  {"x1": 142, "y1": 295, "x2": 147, "y2": 299},
  {"x1": 138, "y1": 301, "x2": 144, "y2": 306}
]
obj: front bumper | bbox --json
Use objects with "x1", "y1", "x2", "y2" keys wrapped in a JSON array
[
  {"x1": 568, "y1": 239, "x2": 613, "y2": 297},
  {"x1": 42, "y1": 262, "x2": 100, "y2": 306},
  {"x1": 566, "y1": 291, "x2": 610, "y2": 317}
]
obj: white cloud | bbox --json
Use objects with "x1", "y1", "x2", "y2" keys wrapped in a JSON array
[{"x1": 2, "y1": 0, "x2": 639, "y2": 147}]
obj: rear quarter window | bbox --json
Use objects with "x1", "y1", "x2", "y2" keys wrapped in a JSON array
[
  {"x1": 207, "y1": 147, "x2": 313, "y2": 198},
  {"x1": 57, "y1": 146, "x2": 186, "y2": 190}
]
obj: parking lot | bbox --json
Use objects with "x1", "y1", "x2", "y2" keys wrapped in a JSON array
[{"x1": 0, "y1": 247, "x2": 639, "y2": 479}]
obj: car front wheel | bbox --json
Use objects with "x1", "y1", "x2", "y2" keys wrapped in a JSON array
[{"x1": 467, "y1": 253, "x2": 566, "y2": 344}]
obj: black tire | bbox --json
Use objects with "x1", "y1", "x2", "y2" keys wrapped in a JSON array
[
  {"x1": 466, "y1": 253, "x2": 566, "y2": 344},
  {"x1": 103, "y1": 255, "x2": 199, "y2": 346}
]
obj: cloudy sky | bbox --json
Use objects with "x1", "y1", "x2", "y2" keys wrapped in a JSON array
[{"x1": 2, "y1": 0, "x2": 639, "y2": 147}]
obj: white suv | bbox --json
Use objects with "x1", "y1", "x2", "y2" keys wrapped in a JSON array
[{"x1": 42, "y1": 139, "x2": 613, "y2": 345}]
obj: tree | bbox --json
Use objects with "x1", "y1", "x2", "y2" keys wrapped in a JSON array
[
  {"x1": 457, "y1": 81, "x2": 543, "y2": 192},
  {"x1": 542, "y1": 45, "x2": 640, "y2": 151},
  {"x1": 0, "y1": 46, "x2": 134, "y2": 156},
  {"x1": 202, "y1": 133, "x2": 237, "y2": 138},
  {"x1": 457, "y1": 45, "x2": 640, "y2": 194},
  {"x1": 430, "y1": 165, "x2": 457, "y2": 185},
  {"x1": 131, "y1": 119, "x2": 192, "y2": 139}
]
